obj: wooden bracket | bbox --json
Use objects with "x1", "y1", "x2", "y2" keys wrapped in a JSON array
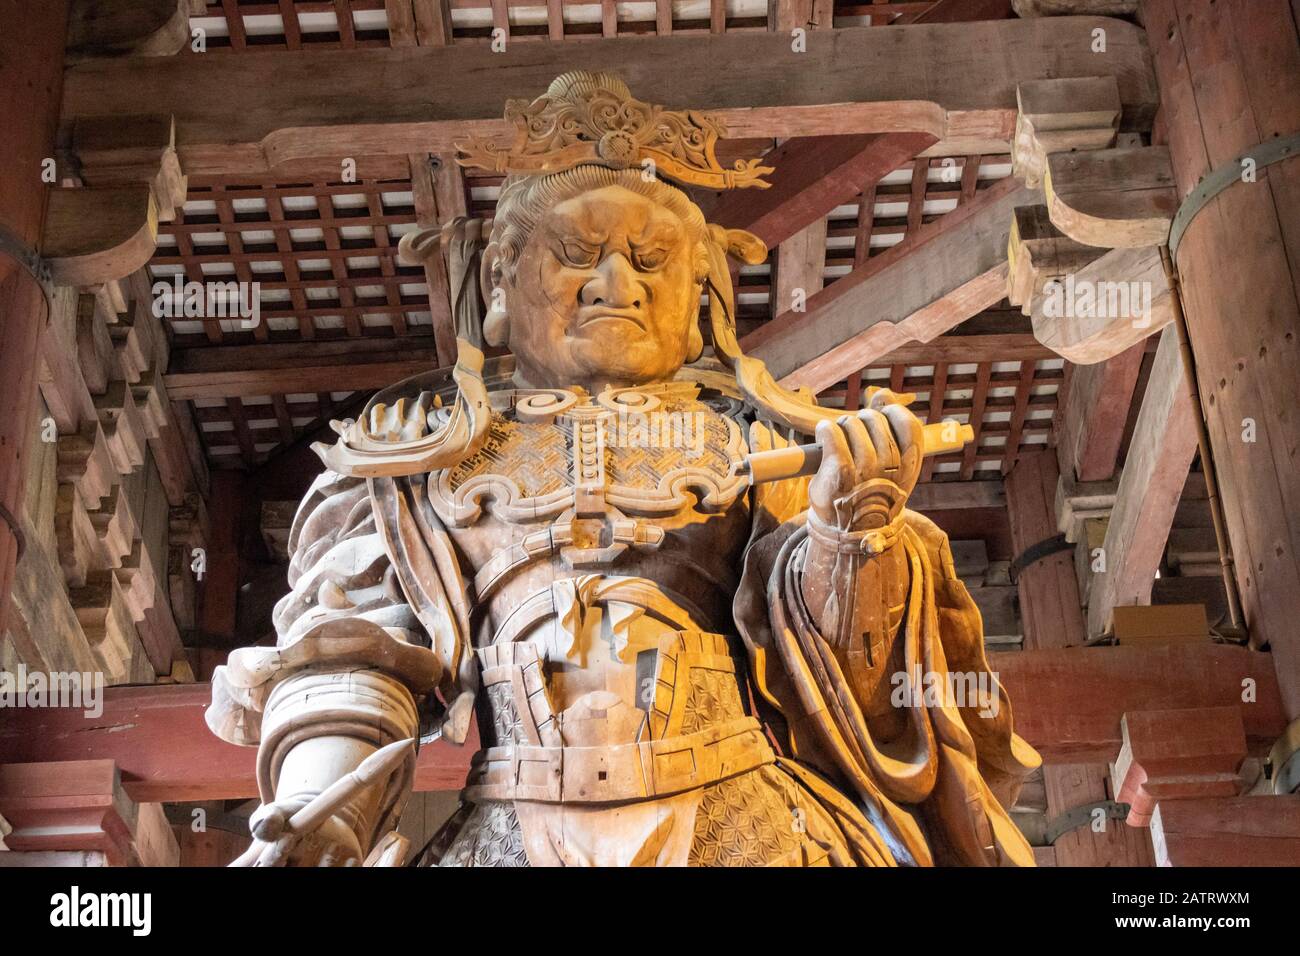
[
  {"x1": 1011, "y1": 77, "x2": 1121, "y2": 189},
  {"x1": 67, "y1": 0, "x2": 195, "y2": 58},
  {"x1": 42, "y1": 185, "x2": 159, "y2": 287},
  {"x1": 1113, "y1": 706, "x2": 1251, "y2": 827},
  {"x1": 1044, "y1": 146, "x2": 1178, "y2": 249}
]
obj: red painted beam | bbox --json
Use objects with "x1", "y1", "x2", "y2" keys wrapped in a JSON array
[
  {"x1": 996, "y1": 643, "x2": 1286, "y2": 763},
  {"x1": 0, "y1": 643, "x2": 1283, "y2": 801},
  {"x1": 1151, "y1": 795, "x2": 1300, "y2": 867},
  {"x1": 698, "y1": 132, "x2": 936, "y2": 249},
  {"x1": 0, "y1": 682, "x2": 476, "y2": 802}
]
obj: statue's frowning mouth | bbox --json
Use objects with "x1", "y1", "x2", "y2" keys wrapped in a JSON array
[{"x1": 577, "y1": 307, "x2": 646, "y2": 331}]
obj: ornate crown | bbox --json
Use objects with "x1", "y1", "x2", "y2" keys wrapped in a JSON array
[{"x1": 454, "y1": 71, "x2": 773, "y2": 190}]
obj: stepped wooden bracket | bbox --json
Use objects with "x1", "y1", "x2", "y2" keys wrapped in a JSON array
[
  {"x1": 1032, "y1": 244, "x2": 1172, "y2": 364},
  {"x1": 67, "y1": 0, "x2": 203, "y2": 59},
  {"x1": 1011, "y1": 77, "x2": 1121, "y2": 189},
  {"x1": 1043, "y1": 145, "x2": 1178, "y2": 248},
  {"x1": 1055, "y1": 472, "x2": 1117, "y2": 543},
  {"x1": 0, "y1": 760, "x2": 137, "y2": 865},
  {"x1": 42, "y1": 185, "x2": 158, "y2": 287},
  {"x1": 1008, "y1": 204, "x2": 1172, "y2": 364},
  {"x1": 0, "y1": 760, "x2": 178, "y2": 867},
  {"x1": 1112, "y1": 706, "x2": 1252, "y2": 827},
  {"x1": 71, "y1": 114, "x2": 188, "y2": 222},
  {"x1": 1006, "y1": 204, "x2": 1104, "y2": 311}
]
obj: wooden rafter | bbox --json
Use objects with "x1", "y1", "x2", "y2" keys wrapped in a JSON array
[
  {"x1": 154, "y1": 174, "x2": 426, "y2": 348},
  {"x1": 742, "y1": 175, "x2": 1039, "y2": 389},
  {"x1": 700, "y1": 132, "x2": 936, "y2": 248}
]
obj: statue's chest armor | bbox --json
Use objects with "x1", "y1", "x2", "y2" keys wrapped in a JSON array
[
  {"x1": 430, "y1": 386, "x2": 755, "y2": 747},
  {"x1": 428, "y1": 385, "x2": 749, "y2": 527},
  {"x1": 430, "y1": 386, "x2": 753, "y2": 625}
]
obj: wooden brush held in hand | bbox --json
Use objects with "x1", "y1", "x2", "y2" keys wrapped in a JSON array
[{"x1": 736, "y1": 422, "x2": 975, "y2": 484}]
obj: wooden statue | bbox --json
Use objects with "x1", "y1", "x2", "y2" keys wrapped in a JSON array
[{"x1": 206, "y1": 72, "x2": 1040, "y2": 867}]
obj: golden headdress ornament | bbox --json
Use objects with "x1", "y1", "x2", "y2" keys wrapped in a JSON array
[{"x1": 454, "y1": 71, "x2": 773, "y2": 190}]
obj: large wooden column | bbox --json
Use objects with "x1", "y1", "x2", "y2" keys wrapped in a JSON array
[
  {"x1": 1142, "y1": 0, "x2": 1300, "y2": 718},
  {"x1": 0, "y1": 0, "x2": 69, "y2": 635}
]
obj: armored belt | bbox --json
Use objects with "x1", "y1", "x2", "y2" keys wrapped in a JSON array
[{"x1": 464, "y1": 716, "x2": 773, "y2": 804}]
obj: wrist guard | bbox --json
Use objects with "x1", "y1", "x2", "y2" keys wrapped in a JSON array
[{"x1": 807, "y1": 478, "x2": 908, "y2": 556}]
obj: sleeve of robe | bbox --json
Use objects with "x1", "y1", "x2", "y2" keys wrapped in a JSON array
[{"x1": 734, "y1": 421, "x2": 1041, "y2": 867}]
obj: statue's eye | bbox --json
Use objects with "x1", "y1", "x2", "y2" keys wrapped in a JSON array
[
  {"x1": 634, "y1": 248, "x2": 667, "y2": 271},
  {"x1": 559, "y1": 240, "x2": 599, "y2": 268}
]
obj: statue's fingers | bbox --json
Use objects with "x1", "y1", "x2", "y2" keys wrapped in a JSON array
[
  {"x1": 813, "y1": 419, "x2": 854, "y2": 500},
  {"x1": 879, "y1": 403, "x2": 924, "y2": 487},
  {"x1": 838, "y1": 415, "x2": 876, "y2": 484},
  {"x1": 868, "y1": 387, "x2": 918, "y2": 411},
  {"x1": 859, "y1": 408, "x2": 899, "y2": 477}
]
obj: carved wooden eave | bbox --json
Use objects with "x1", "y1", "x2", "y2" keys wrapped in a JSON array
[{"x1": 1011, "y1": 76, "x2": 1121, "y2": 189}]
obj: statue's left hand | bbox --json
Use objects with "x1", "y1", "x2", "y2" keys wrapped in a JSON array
[
  {"x1": 232, "y1": 799, "x2": 366, "y2": 867},
  {"x1": 808, "y1": 388, "x2": 924, "y2": 530}
]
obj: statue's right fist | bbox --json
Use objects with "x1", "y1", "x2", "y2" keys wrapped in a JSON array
[{"x1": 807, "y1": 389, "x2": 924, "y2": 531}]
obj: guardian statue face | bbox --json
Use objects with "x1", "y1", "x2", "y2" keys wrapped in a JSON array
[{"x1": 497, "y1": 185, "x2": 705, "y2": 392}]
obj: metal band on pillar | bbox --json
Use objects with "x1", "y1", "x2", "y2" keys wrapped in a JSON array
[
  {"x1": 0, "y1": 224, "x2": 54, "y2": 301},
  {"x1": 1008, "y1": 533, "x2": 1072, "y2": 585},
  {"x1": 1168, "y1": 132, "x2": 1300, "y2": 261}
]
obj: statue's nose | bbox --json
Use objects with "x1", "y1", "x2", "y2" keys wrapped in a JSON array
[{"x1": 580, "y1": 253, "x2": 643, "y2": 309}]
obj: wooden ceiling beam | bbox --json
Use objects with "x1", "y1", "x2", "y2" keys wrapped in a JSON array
[
  {"x1": 0, "y1": 641, "x2": 1281, "y2": 801},
  {"x1": 163, "y1": 337, "x2": 442, "y2": 400},
  {"x1": 1086, "y1": 326, "x2": 1198, "y2": 638},
  {"x1": 908, "y1": 0, "x2": 1014, "y2": 21},
  {"x1": 61, "y1": 20, "x2": 1158, "y2": 176},
  {"x1": 699, "y1": 132, "x2": 936, "y2": 249},
  {"x1": 742, "y1": 175, "x2": 1040, "y2": 391},
  {"x1": 1056, "y1": 339, "x2": 1145, "y2": 483}
]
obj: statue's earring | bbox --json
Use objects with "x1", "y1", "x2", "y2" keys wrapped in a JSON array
[{"x1": 686, "y1": 317, "x2": 705, "y2": 364}]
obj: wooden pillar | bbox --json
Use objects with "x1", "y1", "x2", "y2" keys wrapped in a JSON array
[
  {"x1": 0, "y1": 0, "x2": 69, "y2": 635},
  {"x1": 1005, "y1": 448, "x2": 1085, "y2": 651},
  {"x1": 1005, "y1": 450, "x2": 1156, "y2": 864},
  {"x1": 1142, "y1": 0, "x2": 1300, "y2": 718},
  {"x1": 197, "y1": 470, "x2": 245, "y2": 640}
]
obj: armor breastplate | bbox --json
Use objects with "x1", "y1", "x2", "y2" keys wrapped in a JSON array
[
  {"x1": 429, "y1": 382, "x2": 758, "y2": 766},
  {"x1": 429, "y1": 381, "x2": 748, "y2": 526}
]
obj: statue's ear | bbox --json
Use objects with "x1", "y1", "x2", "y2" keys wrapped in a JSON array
[{"x1": 480, "y1": 243, "x2": 509, "y2": 347}]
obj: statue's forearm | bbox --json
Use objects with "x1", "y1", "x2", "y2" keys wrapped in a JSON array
[
  {"x1": 255, "y1": 665, "x2": 422, "y2": 861},
  {"x1": 799, "y1": 532, "x2": 909, "y2": 652}
]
